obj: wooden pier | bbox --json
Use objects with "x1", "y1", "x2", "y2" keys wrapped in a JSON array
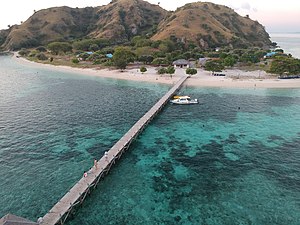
[{"x1": 40, "y1": 76, "x2": 188, "y2": 225}]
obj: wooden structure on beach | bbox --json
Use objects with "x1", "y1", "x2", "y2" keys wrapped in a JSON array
[{"x1": 38, "y1": 76, "x2": 188, "y2": 225}]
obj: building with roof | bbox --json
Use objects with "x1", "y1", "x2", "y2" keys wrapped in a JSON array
[{"x1": 172, "y1": 59, "x2": 190, "y2": 68}]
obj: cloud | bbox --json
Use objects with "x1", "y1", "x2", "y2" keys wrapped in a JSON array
[
  {"x1": 239, "y1": 2, "x2": 259, "y2": 13},
  {"x1": 241, "y1": 2, "x2": 251, "y2": 11}
]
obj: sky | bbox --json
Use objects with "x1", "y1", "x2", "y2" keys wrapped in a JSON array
[{"x1": 0, "y1": 0, "x2": 299, "y2": 32}]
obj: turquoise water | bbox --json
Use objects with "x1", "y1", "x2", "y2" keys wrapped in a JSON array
[
  {"x1": 0, "y1": 55, "x2": 169, "y2": 219},
  {"x1": 1, "y1": 56, "x2": 300, "y2": 224},
  {"x1": 270, "y1": 33, "x2": 300, "y2": 59}
]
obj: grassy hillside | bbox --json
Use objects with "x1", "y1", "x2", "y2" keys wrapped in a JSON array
[
  {"x1": 152, "y1": 2, "x2": 271, "y2": 48},
  {"x1": 0, "y1": 0, "x2": 271, "y2": 50},
  {"x1": 2, "y1": 6, "x2": 99, "y2": 50},
  {"x1": 90, "y1": 0, "x2": 167, "y2": 42}
]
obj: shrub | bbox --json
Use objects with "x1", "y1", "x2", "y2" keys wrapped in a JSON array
[
  {"x1": 223, "y1": 55, "x2": 237, "y2": 67},
  {"x1": 158, "y1": 67, "x2": 167, "y2": 74},
  {"x1": 36, "y1": 53, "x2": 48, "y2": 60},
  {"x1": 140, "y1": 66, "x2": 147, "y2": 73},
  {"x1": 166, "y1": 66, "x2": 175, "y2": 74},
  {"x1": 186, "y1": 68, "x2": 197, "y2": 75},
  {"x1": 72, "y1": 58, "x2": 79, "y2": 64},
  {"x1": 28, "y1": 52, "x2": 37, "y2": 57},
  {"x1": 36, "y1": 46, "x2": 47, "y2": 52},
  {"x1": 47, "y1": 42, "x2": 72, "y2": 55},
  {"x1": 205, "y1": 60, "x2": 225, "y2": 72},
  {"x1": 18, "y1": 49, "x2": 30, "y2": 56}
]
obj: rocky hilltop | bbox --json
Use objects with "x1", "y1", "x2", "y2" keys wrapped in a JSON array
[{"x1": 0, "y1": 0, "x2": 271, "y2": 50}]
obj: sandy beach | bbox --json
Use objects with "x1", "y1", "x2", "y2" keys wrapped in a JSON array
[{"x1": 13, "y1": 53, "x2": 300, "y2": 89}]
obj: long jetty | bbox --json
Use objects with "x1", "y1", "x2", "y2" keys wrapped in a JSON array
[{"x1": 40, "y1": 76, "x2": 188, "y2": 225}]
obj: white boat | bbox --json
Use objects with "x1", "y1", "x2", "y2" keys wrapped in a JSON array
[{"x1": 170, "y1": 96, "x2": 198, "y2": 105}]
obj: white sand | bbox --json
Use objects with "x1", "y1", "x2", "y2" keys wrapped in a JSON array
[{"x1": 13, "y1": 53, "x2": 300, "y2": 89}]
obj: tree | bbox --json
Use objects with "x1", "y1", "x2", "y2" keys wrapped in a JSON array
[
  {"x1": 268, "y1": 56, "x2": 300, "y2": 75},
  {"x1": 140, "y1": 66, "x2": 147, "y2": 73},
  {"x1": 131, "y1": 36, "x2": 152, "y2": 47},
  {"x1": 139, "y1": 55, "x2": 154, "y2": 64},
  {"x1": 113, "y1": 47, "x2": 135, "y2": 70},
  {"x1": 166, "y1": 66, "x2": 175, "y2": 74},
  {"x1": 239, "y1": 51, "x2": 259, "y2": 64},
  {"x1": 152, "y1": 58, "x2": 169, "y2": 66},
  {"x1": 223, "y1": 55, "x2": 237, "y2": 67},
  {"x1": 47, "y1": 42, "x2": 72, "y2": 55},
  {"x1": 73, "y1": 38, "x2": 110, "y2": 51},
  {"x1": 205, "y1": 60, "x2": 224, "y2": 72},
  {"x1": 275, "y1": 48, "x2": 284, "y2": 53},
  {"x1": 186, "y1": 68, "x2": 197, "y2": 75},
  {"x1": 158, "y1": 40, "x2": 175, "y2": 53}
]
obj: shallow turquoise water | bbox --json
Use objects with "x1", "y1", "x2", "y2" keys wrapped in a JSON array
[
  {"x1": 1, "y1": 56, "x2": 300, "y2": 224},
  {"x1": 67, "y1": 88, "x2": 300, "y2": 225},
  {"x1": 0, "y1": 55, "x2": 169, "y2": 219}
]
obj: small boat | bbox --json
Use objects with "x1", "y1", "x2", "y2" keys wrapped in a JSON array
[{"x1": 170, "y1": 96, "x2": 198, "y2": 105}]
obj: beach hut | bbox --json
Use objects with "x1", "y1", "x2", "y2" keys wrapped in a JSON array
[
  {"x1": 0, "y1": 214, "x2": 38, "y2": 225},
  {"x1": 172, "y1": 59, "x2": 190, "y2": 68}
]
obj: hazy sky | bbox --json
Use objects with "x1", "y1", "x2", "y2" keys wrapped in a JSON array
[{"x1": 1, "y1": 0, "x2": 299, "y2": 32}]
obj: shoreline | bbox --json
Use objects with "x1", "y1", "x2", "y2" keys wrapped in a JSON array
[{"x1": 12, "y1": 53, "x2": 300, "y2": 89}]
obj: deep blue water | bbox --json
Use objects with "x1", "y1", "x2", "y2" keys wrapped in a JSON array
[{"x1": 0, "y1": 55, "x2": 300, "y2": 224}]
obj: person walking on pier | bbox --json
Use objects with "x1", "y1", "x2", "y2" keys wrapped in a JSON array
[
  {"x1": 94, "y1": 158, "x2": 98, "y2": 169},
  {"x1": 104, "y1": 151, "x2": 108, "y2": 161}
]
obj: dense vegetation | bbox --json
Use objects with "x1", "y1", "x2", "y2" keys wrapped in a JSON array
[
  {"x1": 268, "y1": 56, "x2": 300, "y2": 75},
  {"x1": 18, "y1": 34, "x2": 300, "y2": 76}
]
